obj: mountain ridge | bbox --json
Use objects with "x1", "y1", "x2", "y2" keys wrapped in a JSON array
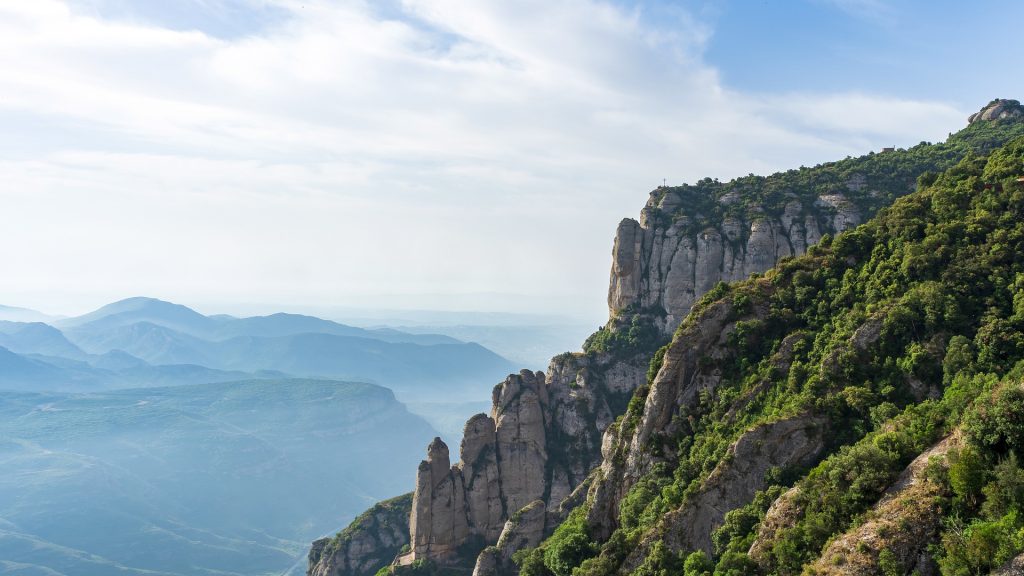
[
  {"x1": 305, "y1": 99, "x2": 1024, "y2": 576},
  {"x1": 0, "y1": 298, "x2": 517, "y2": 402}
]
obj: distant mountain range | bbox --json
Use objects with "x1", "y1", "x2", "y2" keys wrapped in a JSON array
[
  {"x1": 0, "y1": 304, "x2": 58, "y2": 323},
  {"x1": 0, "y1": 297, "x2": 517, "y2": 402},
  {"x1": 0, "y1": 378, "x2": 437, "y2": 576},
  {"x1": 0, "y1": 298, "x2": 520, "y2": 575}
]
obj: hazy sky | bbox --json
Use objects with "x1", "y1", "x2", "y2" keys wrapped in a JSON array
[{"x1": 2, "y1": 0, "x2": 1021, "y2": 320}]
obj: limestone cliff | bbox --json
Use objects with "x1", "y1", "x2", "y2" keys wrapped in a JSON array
[
  {"x1": 307, "y1": 100, "x2": 1024, "y2": 576},
  {"x1": 608, "y1": 187, "x2": 860, "y2": 334},
  {"x1": 401, "y1": 357, "x2": 646, "y2": 573}
]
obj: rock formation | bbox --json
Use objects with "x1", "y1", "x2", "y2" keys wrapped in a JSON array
[
  {"x1": 608, "y1": 188, "x2": 861, "y2": 333},
  {"x1": 994, "y1": 554, "x2": 1024, "y2": 576},
  {"x1": 968, "y1": 98, "x2": 1024, "y2": 124},
  {"x1": 473, "y1": 500, "x2": 547, "y2": 576},
  {"x1": 399, "y1": 360, "x2": 645, "y2": 571},
  {"x1": 308, "y1": 494, "x2": 414, "y2": 576},
  {"x1": 308, "y1": 185, "x2": 906, "y2": 576},
  {"x1": 308, "y1": 101, "x2": 1024, "y2": 576}
]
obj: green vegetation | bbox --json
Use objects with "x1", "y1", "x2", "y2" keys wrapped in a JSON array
[
  {"x1": 519, "y1": 127, "x2": 1024, "y2": 575},
  {"x1": 324, "y1": 492, "x2": 414, "y2": 572},
  {"x1": 645, "y1": 113, "x2": 1024, "y2": 239},
  {"x1": 583, "y1": 309, "x2": 665, "y2": 358}
]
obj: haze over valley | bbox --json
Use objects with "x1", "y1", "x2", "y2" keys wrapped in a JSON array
[
  {"x1": 4, "y1": 2, "x2": 1024, "y2": 576},
  {"x1": 0, "y1": 296, "x2": 529, "y2": 575}
]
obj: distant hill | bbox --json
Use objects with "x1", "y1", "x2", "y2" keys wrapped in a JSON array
[
  {"x1": 57, "y1": 297, "x2": 459, "y2": 346},
  {"x1": 0, "y1": 321, "x2": 87, "y2": 360},
  {"x1": 0, "y1": 298, "x2": 517, "y2": 401},
  {"x1": 0, "y1": 304, "x2": 57, "y2": 323},
  {"x1": 0, "y1": 346, "x2": 285, "y2": 392},
  {"x1": 0, "y1": 378, "x2": 437, "y2": 576},
  {"x1": 55, "y1": 296, "x2": 217, "y2": 334}
]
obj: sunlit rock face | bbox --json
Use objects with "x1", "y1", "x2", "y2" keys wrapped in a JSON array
[
  {"x1": 608, "y1": 189, "x2": 861, "y2": 333},
  {"x1": 968, "y1": 98, "x2": 1023, "y2": 123}
]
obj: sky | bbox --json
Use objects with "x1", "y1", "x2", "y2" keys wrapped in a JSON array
[{"x1": 1, "y1": 0, "x2": 1022, "y2": 321}]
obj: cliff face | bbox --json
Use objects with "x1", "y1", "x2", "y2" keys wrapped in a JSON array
[
  {"x1": 307, "y1": 183, "x2": 868, "y2": 576},
  {"x1": 402, "y1": 356, "x2": 647, "y2": 573},
  {"x1": 608, "y1": 189, "x2": 859, "y2": 334},
  {"x1": 308, "y1": 101, "x2": 1024, "y2": 576}
]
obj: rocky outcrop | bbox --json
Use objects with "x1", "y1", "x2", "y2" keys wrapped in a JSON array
[
  {"x1": 396, "y1": 354, "x2": 646, "y2": 573},
  {"x1": 308, "y1": 493, "x2": 413, "y2": 576},
  {"x1": 994, "y1": 554, "x2": 1024, "y2": 576},
  {"x1": 747, "y1": 485, "x2": 804, "y2": 563},
  {"x1": 309, "y1": 347, "x2": 650, "y2": 576},
  {"x1": 587, "y1": 294, "x2": 752, "y2": 539},
  {"x1": 611, "y1": 415, "x2": 826, "y2": 572},
  {"x1": 660, "y1": 416, "x2": 826, "y2": 557},
  {"x1": 807, "y1": 434, "x2": 959, "y2": 575},
  {"x1": 472, "y1": 500, "x2": 547, "y2": 576},
  {"x1": 408, "y1": 437, "x2": 471, "y2": 561},
  {"x1": 968, "y1": 98, "x2": 1024, "y2": 124},
  {"x1": 608, "y1": 190, "x2": 861, "y2": 333}
]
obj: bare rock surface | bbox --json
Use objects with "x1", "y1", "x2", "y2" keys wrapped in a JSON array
[
  {"x1": 968, "y1": 98, "x2": 1024, "y2": 123},
  {"x1": 307, "y1": 494, "x2": 413, "y2": 576},
  {"x1": 607, "y1": 191, "x2": 863, "y2": 333}
]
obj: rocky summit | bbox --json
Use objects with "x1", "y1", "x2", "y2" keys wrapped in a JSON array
[
  {"x1": 968, "y1": 98, "x2": 1023, "y2": 124},
  {"x1": 307, "y1": 100, "x2": 1024, "y2": 576}
]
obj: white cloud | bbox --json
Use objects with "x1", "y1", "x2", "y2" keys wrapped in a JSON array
[{"x1": 0, "y1": 0, "x2": 966, "y2": 318}]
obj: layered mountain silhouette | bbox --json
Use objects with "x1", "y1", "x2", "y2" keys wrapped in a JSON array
[
  {"x1": 0, "y1": 379, "x2": 438, "y2": 576},
  {"x1": 0, "y1": 297, "x2": 516, "y2": 401}
]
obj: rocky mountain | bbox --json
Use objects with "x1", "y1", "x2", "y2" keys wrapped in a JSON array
[{"x1": 306, "y1": 100, "x2": 1024, "y2": 576}]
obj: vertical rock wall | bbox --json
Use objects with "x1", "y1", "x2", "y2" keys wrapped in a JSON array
[
  {"x1": 608, "y1": 191, "x2": 859, "y2": 332},
  {"x1": 311, "y1": 187, "x2": 865, "y2": 576}
]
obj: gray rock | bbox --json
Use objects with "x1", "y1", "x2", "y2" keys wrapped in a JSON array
[
  {"x1": 607, "y1": 190, "x2": 859, "y2": 335},
  {"x1": 472, "y1": 500, "x2": 548, "y2": 576},
  {"x1": 994, "y1": 554, "x2": 1024, "y2": 576},
  {"x1": 307, "y1": 494, "x2": 413, "y2": 576},
  {"x1": 660, "y1": 416, "x2": 826, "y2": 557},
  {"x1": 968, "y1": 99, "x2": 1024, "y2": 124}
]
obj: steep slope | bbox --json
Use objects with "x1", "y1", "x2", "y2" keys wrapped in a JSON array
[
  {"x1": 517, "y1": 119, "x2": 1024, "y2": 575},
  {"x1": 306, "y1": 101, "x2": 1024, "y2": 576}
]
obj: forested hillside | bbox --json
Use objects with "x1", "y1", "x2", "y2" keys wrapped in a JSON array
[{"x1": 519, "y1": 130, "x2": 1024, "y2": 576}]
